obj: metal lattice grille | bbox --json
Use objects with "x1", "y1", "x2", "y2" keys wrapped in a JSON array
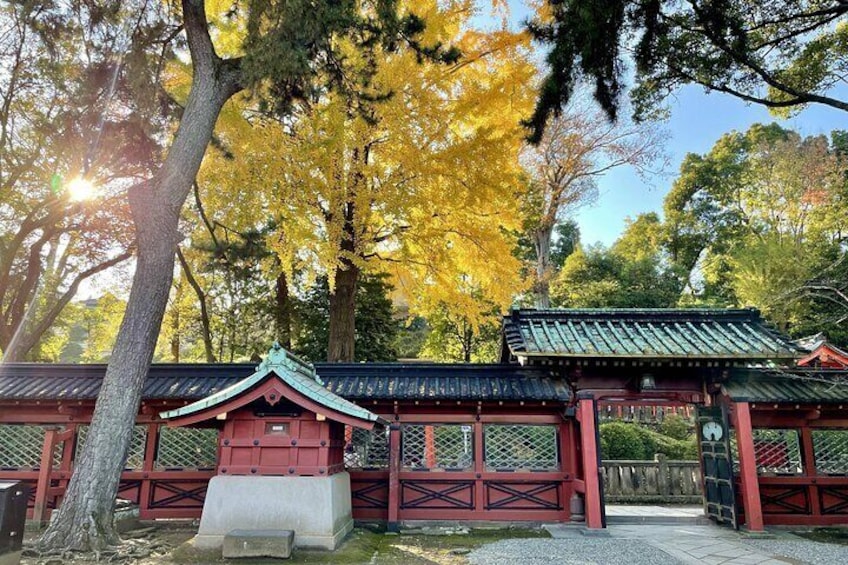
[
  {"x1": 812, "y1": 429, "x2": 848, "y2": 475},
  {"x1": 753, "y1": 429, "x2": 802, "y2": 475},
  {"x1": 345, "y1": 426, "x2": 389, "y2": 470},
  {"x1": 484, "y1": 425, "x2": 559, "y2": 472},
  {"x1": 77, "y1": 425, "x2": 147, "y2": 470},
  {"x1": 156, "y1": 427, "x2": 218, "y2": 469},
  {"x1": 402, "y1": 424, "x2": 473, "y2": 471},
  {"x1": 0, "y1": 425, "x2": 49, "y2": 469}
]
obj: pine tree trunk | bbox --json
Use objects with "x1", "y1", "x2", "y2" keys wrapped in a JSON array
[
  {"x1": 327, "y1": 262, "x2": 359, "y2": 362},
  {"x1": 533, "y1": 224, "x2": 554, "y2": 309},
  {"x1": 38, "y1": 196, "x2": 178, "y2": 551},
  {"x1": 37, "y1": 1, "x2": 241, "y2": 550}
]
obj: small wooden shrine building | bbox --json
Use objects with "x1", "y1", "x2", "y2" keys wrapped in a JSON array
[{"x1": 2, "y1": 308, "x2": 848, "y2": 534}]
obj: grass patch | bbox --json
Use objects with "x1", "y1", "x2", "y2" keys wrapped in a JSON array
[{"x1": 170, "y1": 527, "x2": 549, "y2": 564}]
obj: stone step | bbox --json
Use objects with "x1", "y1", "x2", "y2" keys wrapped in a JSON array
[
  {"x1": 606, "y1": 514, "x2": 712, "y2": 525},
  {"x1": 222, "y1": 529, "x2": 295, "y2": 559}
]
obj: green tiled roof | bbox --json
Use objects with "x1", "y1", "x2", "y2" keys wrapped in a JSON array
[
  {"x1": 724, "y1": 369, "x2": 848, "y2": 403},
  {"x1": 160, "y1": 344, "x2": 380, "y2": 424},
  {"x1": 502, "y1": 308, "x2": 802, "y2": 360}
]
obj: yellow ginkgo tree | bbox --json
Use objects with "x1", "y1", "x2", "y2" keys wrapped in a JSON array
[{"x1": 261, "y1": 0, "x2": 537, "y2": 361}]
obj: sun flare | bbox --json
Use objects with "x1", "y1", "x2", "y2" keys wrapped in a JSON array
[{"x1": 66, "y1": 177, "x2": 96, "y2": 202}]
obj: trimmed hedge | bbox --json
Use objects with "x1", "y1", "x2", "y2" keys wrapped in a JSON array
[
  {"x1": 599, "y1": 422, "x2": 648, "y2": 459},
  {"x1": 599, "y1": 421, "x2": 698, "y2": 460}
]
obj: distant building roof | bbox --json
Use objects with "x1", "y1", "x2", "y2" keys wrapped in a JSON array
[
  {"x1": 0, "y1": 361, "x2": 570, "y2": 404},
  {"x1": 502, "y1": 308, "x2": 802, "y2": 362},
  {"x1": 794, "y1": 334, "x2": 848, "y2": 369},
  {"x1": 724, "y1": 368, "x2": 848, "y2": 404},
  {"x1": 794, "y1": 332, "x2": 829, "y2": 352}
]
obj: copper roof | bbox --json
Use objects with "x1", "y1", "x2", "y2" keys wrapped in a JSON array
[{"x1": 502, "y1": 308, "x2": 802, "y2": 361}]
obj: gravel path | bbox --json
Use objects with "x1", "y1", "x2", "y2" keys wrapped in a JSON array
[
  {"x1": 467, "y1": 538, "x2": 683, "y2": 565},
  {"x1": 743, "y1": 538, "x2": 848, "y2": 565}
]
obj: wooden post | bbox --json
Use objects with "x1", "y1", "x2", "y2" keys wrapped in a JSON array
[
  {"x1": 655, "y1": 453, "x2": 669, "y2": 496},
  {"x1": 577, "y1": 394, "x2": 604, "y2": 529},
  {"x1": 734, "y1": 402, "x2": 764, "y2": 531},
  {"x1": 33, "y1": 427, "x2": 59, "y2": 526},
  {"x1": 387, "y1": 423, "x2": 401, "y2": 532}
]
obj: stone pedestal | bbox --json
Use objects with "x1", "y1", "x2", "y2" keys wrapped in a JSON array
[{"x1": 194, "y1": 473, "x2": 353, "y2": 550}]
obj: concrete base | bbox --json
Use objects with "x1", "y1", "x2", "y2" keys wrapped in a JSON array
[
  {"x1": 194, "y1": 474, "x2": 353, "y2": 550},
  {"x1": 223, "y1": 529, "x2": 294, "y2": 559}
]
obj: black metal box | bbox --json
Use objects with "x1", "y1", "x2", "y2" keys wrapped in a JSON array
[{"x1": 0, "y1": 481, "x2": 29, "y2": 555}]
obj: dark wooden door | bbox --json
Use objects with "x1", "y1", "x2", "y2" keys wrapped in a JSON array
[{"x1": 696, "y1": 405, "x2": 737, "y2": 528}]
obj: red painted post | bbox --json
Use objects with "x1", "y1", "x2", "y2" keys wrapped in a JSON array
[
  {"x1": 33, "y1": 427, "x2": 58, "y2": 526},
  {"x1": 387, "y1": 423, "x2": 401, "y2": 532},
  {"x1": 138, "y1": 423, "x2": 159, "y2": 519},
  {"x1": 473, "y1": 420, "x2": 485, "y2": 512},
  {"x1": 734, "y1": 402, "x2": 764, "y2": 531},
  {"x1": 424, "y1": 425, "x2": 436, "y2": 468},
  {"x1": 578, "y1": 395, "x2": 604, "y2": 529}
]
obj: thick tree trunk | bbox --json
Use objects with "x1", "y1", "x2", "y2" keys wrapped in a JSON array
[
  {"x1": 532, "y1": 224, "x2": 554, "y2": 309},
  {"x1": 39, "y1": 199, "x2": 178, "y2": 551},
  {"x1": 275, "y1": 271, "x2": 292, "y2": 349},
  {"x1": 327, "y1": 261, "x2": 359, "y2": 362},
  {"x1": 38, "y1": 0, "x2": 240, "y2": 551}
]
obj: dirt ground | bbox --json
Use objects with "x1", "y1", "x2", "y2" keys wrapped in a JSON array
[{"x1": 22, "y1": 523, "x2": 549, "y2": 565}]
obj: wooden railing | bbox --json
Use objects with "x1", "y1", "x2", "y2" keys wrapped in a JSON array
[{"x1": 602, "y1": 455, "x2": 702, "y2": 503}]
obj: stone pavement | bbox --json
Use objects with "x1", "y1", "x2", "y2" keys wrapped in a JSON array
[
  {"x1": 606, "y1": 504, "x2": 707, "y2": 524},
  {"x1": 469, "y1": 523, "x2": 848, "y2": 565},
  {"x1": 600, "y1": 524, "x2": 791, "y2": 564}
]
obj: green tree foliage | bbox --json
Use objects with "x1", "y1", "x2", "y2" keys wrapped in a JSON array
[
  {"x1": 394, "y1": 317, "x2": 428, "y2": 359},
  {"x1": 526, "y1": 0, "x2": 848, "y2": 139},
  {"x1": 551, "y1": 214, "x2": 682, "y2": 308},
  {"x1": 294, "y1": 274, "x2": 399, "y2": 363},
  {"x1": 664, "y1": 123, "x2": 848, "y2": 335},
  {"x1": 550, "y1": 221, "x2": 582, "y2": 269},
  {"x1": 658, "y1": 414, "x2": 692, "y2": 442},
  {"x1": 420, "y1": 302, "x2": 502, "y2": 363}
]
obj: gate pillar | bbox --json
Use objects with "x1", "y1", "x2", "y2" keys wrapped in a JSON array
[
  {"x1": 733, "y1": 401, "x2": 764, "y2": 531},
  {"x1": 577, "y1": 394, "x2": 604, "y2": 529}
]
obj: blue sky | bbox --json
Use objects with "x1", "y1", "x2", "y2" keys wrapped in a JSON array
[
  {"x1": 475, "y1": 1, "x2": 848, "y2": 247},
  {"x1": 580, "y1": 87, "x2": 848, "y2": 246}
]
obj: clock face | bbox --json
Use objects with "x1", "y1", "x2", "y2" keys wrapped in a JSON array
[{"x1": 702, "y1": 421, "x2": 724, "y2": 441}]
